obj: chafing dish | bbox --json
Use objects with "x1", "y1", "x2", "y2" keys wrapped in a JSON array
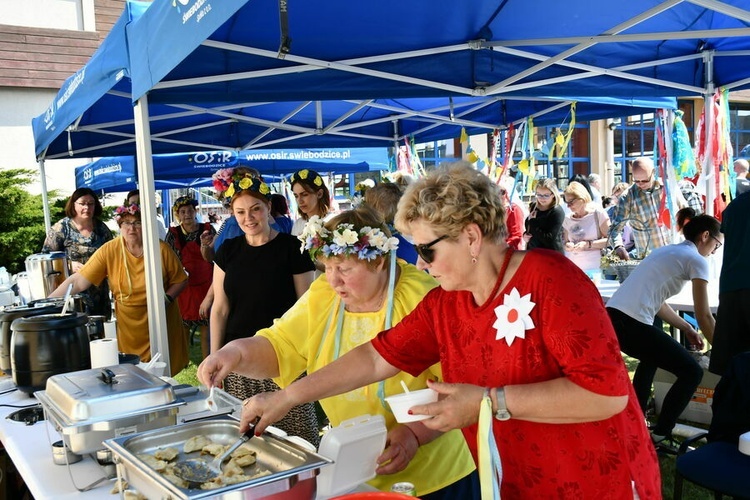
[
  {"x1": 104, "y1": 418, "x2": 331, "y2": 499},
  {"x1": 35, "y1": 364, "x2": 183, "y2": 454}
]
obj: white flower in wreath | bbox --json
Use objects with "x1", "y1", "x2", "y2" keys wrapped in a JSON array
[
  {"x1": 333, "y1": 227, "x2": 359, "y2": 246},
  {"x1": 493, "y1": 287, "x2": 535, "y2": 346}
]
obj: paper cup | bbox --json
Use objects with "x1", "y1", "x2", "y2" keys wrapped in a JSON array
[{"x1": 384, "y1": 388, "x2": 438, "y2": 423}]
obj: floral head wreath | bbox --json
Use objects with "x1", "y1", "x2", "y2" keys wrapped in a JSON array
[
  {"x1": 211, "y1": 168, "x2": 271, "y2": 202},
  {"x1": 172, "y1": 195, "x2": 199, "y2": 216},
  {"x1": 114, "y1": 203, "x2": 141, "y2": 224},
  {"x1": 299, "y1": 215, "x2": 399, "y2": 261},
  {"x1": 290, "y1": 169, "x2": 324, "y2": 188}
]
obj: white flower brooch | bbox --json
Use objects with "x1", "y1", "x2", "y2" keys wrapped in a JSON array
[{"x1": 493, "y1": 287, "x2": 535, "y2": 346}]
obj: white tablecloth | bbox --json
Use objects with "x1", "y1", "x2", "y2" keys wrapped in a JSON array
[
  {"x1": 596, "y1": 279, "x2": 719, "y2": 314},
  {"x1": 0, "y1": 387, "x2": 116, "y2": 499},
  {"x1": 0, "y1": 382, "x2": 377, "y2": 499}
]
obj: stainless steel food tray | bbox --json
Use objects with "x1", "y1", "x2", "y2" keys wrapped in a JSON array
[
  {"x1": 105, "y1": 419, "x2": 331, "y2": 500},
  {"x1": 37, "y1": 389, "x2": 181, "y2": 454},
  {"x1": 35, "y1": 365, "x2": 184, "y2": 454},
  {"x1": 41, "y1": 364, "x2": 175, "y2": 421}
]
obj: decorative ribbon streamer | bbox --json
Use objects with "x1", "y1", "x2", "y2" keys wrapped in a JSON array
[
  {"x1": 478, "y1": 390, "x2": 502, "y2": 500},
  {"x1": 551, "y1": 103, "x2": 577, "y2": 159}
]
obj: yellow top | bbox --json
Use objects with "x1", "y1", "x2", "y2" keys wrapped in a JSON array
[
  {"x1": 79, "y1": 237, "x2": 188, "y2": 375},
  {"x1": 258, "y1": 260, "x2": 475, "y2": 494}
]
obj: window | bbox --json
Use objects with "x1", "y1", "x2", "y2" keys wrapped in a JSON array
[
  {"x1": 2, "y1": 1, "x2": 94, "y2": 31},
  {"x1": 729, "y1": 103, "x2": 750, "y2": 158}
]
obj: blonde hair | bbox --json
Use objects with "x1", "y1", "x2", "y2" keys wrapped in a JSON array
[
  {"x1": 395, "y1": 161, "x2": 506, "y2": 244},
  {"x1": 533, "y1": 178, "x2": 561, "y2": 208},
  {"x1": 564, "y1": 181, "x2": 592, "y2": 204}
]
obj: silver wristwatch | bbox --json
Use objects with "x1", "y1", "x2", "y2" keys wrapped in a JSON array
[{"x1": 494, "y1": 387, "x2": 512, "y2": 421}]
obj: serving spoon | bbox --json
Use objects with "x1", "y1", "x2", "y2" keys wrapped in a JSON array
[{"x1": 172, "y1": 419, "x2": 258, "y2": 484}]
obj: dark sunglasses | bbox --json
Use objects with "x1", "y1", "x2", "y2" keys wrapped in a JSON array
[{"x1": 413, "y1": 234, "x2": 448, "y2": 264}]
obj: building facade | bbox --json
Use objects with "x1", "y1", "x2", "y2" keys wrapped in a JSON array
[{"x1": 0, "y1": 0, "x2": 128, "y2": 194}]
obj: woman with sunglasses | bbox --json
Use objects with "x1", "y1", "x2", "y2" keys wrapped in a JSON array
[
  {"x1": 49, "y1": 204, "x2": 189, "y2": 374},
  {"x1": 235, "y1": 162, "x2": 660, "y2": 499},
  {"x1": 561, "y1": 181, "x2": 611, "y2": 273},
  {"x1": 607, "y1": 208, "x2": 721, "y2": 451},
  {"x1": 523, "y1": 178, "x2": 564, "y2": 253},
  {"x1": 42, "y1": 187, "x2": 113, "y2": 318},
  {"x1": 198, "y1": 205, "x2": 479, "y2": 499}
]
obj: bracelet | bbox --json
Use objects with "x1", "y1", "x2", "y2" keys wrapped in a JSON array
[{"x1": 587, "y1": 240, "x2": 592, "y2": 249}]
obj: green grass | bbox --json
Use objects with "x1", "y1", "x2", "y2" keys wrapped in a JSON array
[{"x1": 173, "y1": 337, "x2": 202, "y2": 387}]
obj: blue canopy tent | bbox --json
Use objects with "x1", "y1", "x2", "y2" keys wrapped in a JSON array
[
  {"x1": 37, "y1": 0, "x2": 750, "y2": 372},
  {"x1": 75, "y1": 147, "x2": 388, "y2": 193},
  {"x1": 127, "y1": 0, "x2": 750, "y2": 104}
]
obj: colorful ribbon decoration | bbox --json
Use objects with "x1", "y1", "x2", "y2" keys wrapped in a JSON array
[{"x1": 478, "y1": 390, "x2": 502, "y2": 500}]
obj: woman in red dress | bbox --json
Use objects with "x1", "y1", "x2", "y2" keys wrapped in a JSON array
[
  {"x1": 166, "y1": 196, "x2": 215, "y2": 359},
  {"x1": 226, "y1": 162, "x2": 661, "y2": 499}
]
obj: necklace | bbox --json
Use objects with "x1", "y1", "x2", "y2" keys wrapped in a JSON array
[
  {"x1": 476, "y1": 248, "x2": 514, "y2": 312},
  {"x1": 127, "y1": 245, "x2": 144, "y2": 258}
]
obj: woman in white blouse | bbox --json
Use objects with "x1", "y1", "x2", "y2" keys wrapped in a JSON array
[{"x1": 562, "y1": 181, "x2": 611, "y2": 273}]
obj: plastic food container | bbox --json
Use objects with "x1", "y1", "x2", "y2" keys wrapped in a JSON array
[
  {"x1": 384, "y1": 388, "x2": 438, "y2": 423},
  {"x1": 316, "y1": 414, "x2": 387, "y2": 498}
]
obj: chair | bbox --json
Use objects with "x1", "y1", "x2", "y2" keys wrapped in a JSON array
[{"x1": 673, "y1": 352, "x2": 750, "y2": 499}]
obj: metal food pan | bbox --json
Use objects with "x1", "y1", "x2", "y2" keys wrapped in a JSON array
[
  {"x1": 37, "y1": 389, "x2": 181, "y2": 454},
  {"x1": 42, "y1": 365, "x2": 175, "y2": 422},
  {"x1": 104, "y1": 418, "x2": 331, "y2": 500}
]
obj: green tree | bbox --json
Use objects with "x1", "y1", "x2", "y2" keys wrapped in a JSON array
[{"x1": 0, "y1": 169, "x2": 62, "y2": 274}]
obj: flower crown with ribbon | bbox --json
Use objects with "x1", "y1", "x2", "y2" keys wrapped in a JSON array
[
  {"x1": 290, "y1": 169, "x2": 324, "y2": 188},
  {"x1": 299, "y1": 215, "x2": 399, "y2": 261},
  {"x1": 211, "y1": 168, "x2": 271, "y2": 201},
  {"x1": 114, "y1": 203, "x2": 140, "y2": 223},
  {"x1": 172, "y1": 195, "x2": 199, "y2": 216}
]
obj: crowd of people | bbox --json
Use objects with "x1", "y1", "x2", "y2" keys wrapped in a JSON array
[{"x1": 41, "y1": 155, "x2": 750, "y2": 498}]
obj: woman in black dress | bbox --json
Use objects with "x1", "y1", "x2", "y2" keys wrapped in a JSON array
[
  {"x1": 210, "y1": 169, "x2": 320, "y2": 445},
  {"x1": 523, "y1": 178, "x2": 564, "y2": 253}
]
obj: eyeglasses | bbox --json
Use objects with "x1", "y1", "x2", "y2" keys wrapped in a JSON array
[
  {"x1": 564, "y1": 198, "x2": 581, "y2": 206},
  {"x1": 710, "y1": 235, "x2": 723, "y2": 251},
  {"x1": 535, "y1": 192, "x2": 553, "y2": 199},
  {"x1": 413, "y1": 234, "x2": 448, "y2": 264},
  {"x1": 632, "y1": 176, "x2": 653, "y2": 185},
  {"x1": 121, "y1": 221, "x2": 142, "y2": 228},
  {"x1": 75, "y1": 201, "x2": 95, "y2": 207}
]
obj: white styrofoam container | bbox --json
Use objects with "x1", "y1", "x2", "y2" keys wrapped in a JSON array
[{"x1": 315, "y1": 414, "x2": 387, "y2": 499}]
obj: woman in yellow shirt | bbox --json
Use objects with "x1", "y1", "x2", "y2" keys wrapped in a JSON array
[
  {"x1": 199, "y1": 205, "x2": 477, "y2": 498},
  {"x1": 50, "y1": 204, "x2": 188, "y2": 375}
]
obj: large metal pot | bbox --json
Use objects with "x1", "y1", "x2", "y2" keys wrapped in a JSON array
[
  {"x1": 10, "y1": 312, "x2": 90, "y2": 394},
  {"x1": 25, "y1": 253, "x2": 69, "y2": 302},
  {"x1": 0, "y1": 303, "x2": 62, "y2": 375}
]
